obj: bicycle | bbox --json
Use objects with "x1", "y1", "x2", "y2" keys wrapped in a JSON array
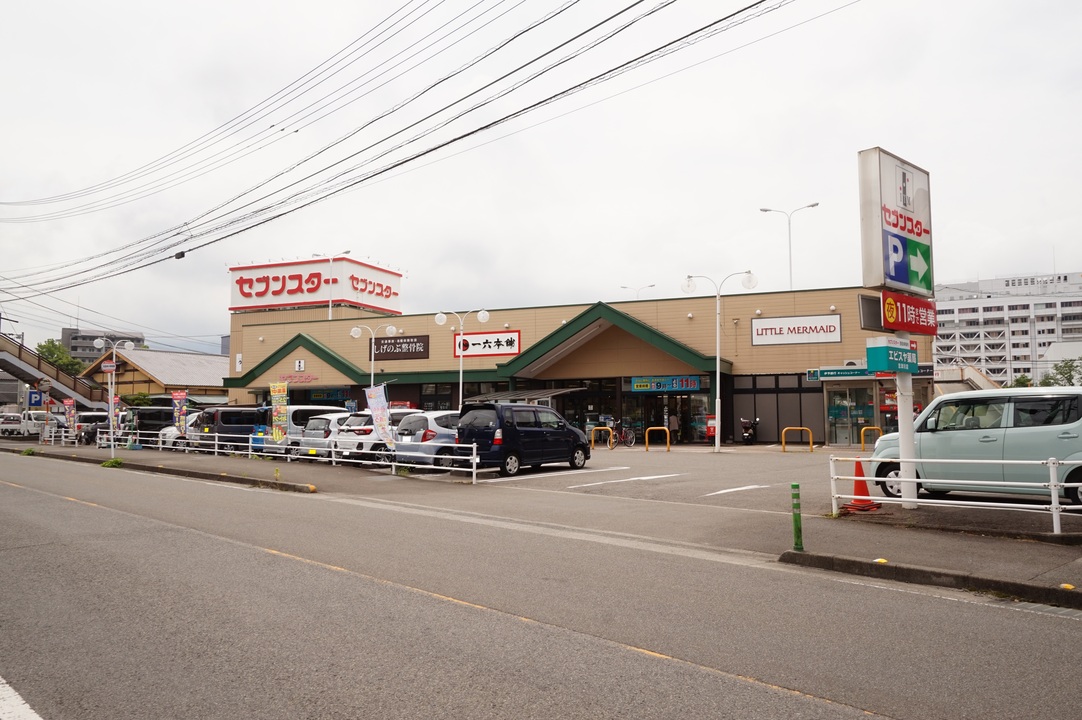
[{"x1": 607, "y1": 419, "x2": 636, "y2": 449}]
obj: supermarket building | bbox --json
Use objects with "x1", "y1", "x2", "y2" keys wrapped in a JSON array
[{"x1": 222, "y1": 258, "x2": 935, "y2": 446}]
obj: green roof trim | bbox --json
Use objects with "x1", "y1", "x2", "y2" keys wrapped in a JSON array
[
  {"x1": 223, "y1": 333, "x2": 503, "y2": 389},
  {"x1": 497, "y1": 302, "x2": 729, "y2": 377},
  {"x1": 225, "y1": 305, "x2": 725, "y2": 390},
  {"x1": 222, "y1": 333, "x2": 365, "y2": 389}
]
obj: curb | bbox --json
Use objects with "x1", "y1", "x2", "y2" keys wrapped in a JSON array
[
  {"x1": 778, "y1": 550, "x2": 1082, "y2": 610},
  {"x1": 1, "y1": 446, "x2": 317, "y2": 493}
]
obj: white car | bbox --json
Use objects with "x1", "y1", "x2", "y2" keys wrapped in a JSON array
[
  {"x1": 0, "y1": 413, "x2": 23, "y2": 436},
  {"x1": 158, "y1": 414, "x2": 201, "y2": 450},
  {"x1": 336, "y1": 408, "x2": 422, "y2": 464},
  {"x1": 296, "y1": 412, "x2": 354, "y2": 459}
]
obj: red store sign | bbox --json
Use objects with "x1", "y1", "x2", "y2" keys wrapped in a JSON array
[{"x1": 881, "y1": 289, "x2": 936, "y2": 335}]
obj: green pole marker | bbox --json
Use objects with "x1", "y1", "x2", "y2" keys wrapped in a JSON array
[{"x1": 791, "y1": 483, "x2": 804, "y2": 552}]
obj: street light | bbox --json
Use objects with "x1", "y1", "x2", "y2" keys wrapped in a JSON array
[
  {"x1": 349, "y1": 323, "x2": 398, "y2": 387},
  {"x1": 681, "y1": 270, "x2": 757, "y2": 453},
  {"x1": 620, "y1": 284, "x2": 655, "y2": 299},
  {"x1": 93, "y1": 337, "x2": 135, "y2": 459},
  {"x1": 759, "y1": 203, "x2": 819, "y2": 290},
  {"x1": 434, "y1": 309, "x2": 489, "y2": 409}
]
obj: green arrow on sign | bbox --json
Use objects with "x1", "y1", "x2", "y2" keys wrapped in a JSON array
[{"x1": 908, "y1": 241, "x2": 931, "y2": 291}]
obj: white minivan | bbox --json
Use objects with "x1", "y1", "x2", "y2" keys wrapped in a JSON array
[
  {"x1": 256, "y1": 405, "x2": 344, "y2": 454},
  {"x1": 871, "y1": 387, "x2": 1082, "y2": 504}
]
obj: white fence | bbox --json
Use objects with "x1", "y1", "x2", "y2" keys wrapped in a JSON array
[
  {"x1": 831, "y1": 455, "x2": 1082, "y2": 534},
  {"x1": 90, "y1": 428, "x2": 485, "y2": 484}
]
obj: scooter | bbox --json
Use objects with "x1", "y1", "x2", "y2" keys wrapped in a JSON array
[{"x1": 740, "y1": 417, "x2": 759, "y2": 445}]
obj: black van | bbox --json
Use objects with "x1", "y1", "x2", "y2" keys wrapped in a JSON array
[
  {"x1": 455, "y1": 403, "x2": 590, "y2": 476},
  {"x1": 125, "y1": 407, "x2": 177, "y2": 434},
  {"x1": 189, "y1": 406, "x2": 267, "y2": 452}
]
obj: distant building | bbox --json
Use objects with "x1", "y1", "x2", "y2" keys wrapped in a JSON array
[
  {"x1": 935, "y1": 272, "x2": 1082, "y2": 385},
  {"x1": 61, "y1": 328, "x2": 146, "y2": 364},
  {"x1": 80, "y1": 348, "x2": 229, "y2": 406}
]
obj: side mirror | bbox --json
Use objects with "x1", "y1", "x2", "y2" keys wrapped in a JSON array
[{"x1": 925, "y1": 416, "x2": 937, "y2": 431}]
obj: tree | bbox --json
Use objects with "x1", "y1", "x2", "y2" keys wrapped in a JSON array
[
  {"x1": 1006, "y1": 374, "x2": 1033, "y2": 388},
  {"x1": 36, "y1": 339, "x2": 86, "y2": 376},
  {"x1": 1038, "y1": 358, "x2": 1081, "y2": 387}
]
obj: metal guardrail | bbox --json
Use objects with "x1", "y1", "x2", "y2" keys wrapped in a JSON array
[
  {"x1": 643, "y1": 426, "x2": 671, "y2": 452},
  {"x1": 781, "y1": 427, "x2": 813, "y2": 452},
  {"x1": 590, "y1": 426, "x2": 614, "y2": 450},
  {"x1": 0, "y1": 333, "x2": 106, "y2": 404},
  {"x1": 830, "y1": 455, "x2": 1082, "y2": 534},
  {"x1": 97, "y1": 429, "x2": 486, "y2": 484},
  {"x1": 860, "y1": 426, "x2": 883, "y2": 451}
]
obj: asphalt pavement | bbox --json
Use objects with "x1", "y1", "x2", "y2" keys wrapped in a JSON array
[{"x1": 4, "y1": 437, "x2": 1082, "y2": 610}]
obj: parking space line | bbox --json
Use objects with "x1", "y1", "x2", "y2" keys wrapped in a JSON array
[
  {"x1": 477, "y1": 467, "x2": 629, "y2": 484},
  {"x1": 568, "y1": 474, "x2": 679, "y2": 489},
  {"x1": 702, "y1": 485, "x2": 770, "y2": 497}
]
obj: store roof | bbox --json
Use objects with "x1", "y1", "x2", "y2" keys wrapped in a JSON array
[{"x1": 84, "y1": 348, "x2": 229, "y2": 389}]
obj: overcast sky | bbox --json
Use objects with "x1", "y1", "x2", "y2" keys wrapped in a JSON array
[{"x1": 2, "y1": 0, "x2": 1079, "y2": 355}]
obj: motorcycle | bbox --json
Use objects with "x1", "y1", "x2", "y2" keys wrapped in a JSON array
[{"x1": 740, "y1": 417, "x2": 759, "y2": 445}]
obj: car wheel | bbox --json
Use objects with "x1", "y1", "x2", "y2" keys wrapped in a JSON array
[
  {"x1": 372, "y1": 445, "x2": 393, "y2": 465},
  {"x1": 569, "y1": 446, "x2": 587, "y2": 470},
  {"x1": 433, "y1": 448, "x2": 454, "y2": 470},
  {"x1": 1066, "y1": 470, "x2": 1082, "y2": 505},
  {"x1": 875, "y1": 464, "x2": 921, "y2": 498},
  {"x1": 500, "y1": 453, "x2": 521, "y2": 477}
]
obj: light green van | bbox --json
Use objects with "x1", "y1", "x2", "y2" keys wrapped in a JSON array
[{"x1": 870, "y1": 387, "x2": 1082, "y2": 503}]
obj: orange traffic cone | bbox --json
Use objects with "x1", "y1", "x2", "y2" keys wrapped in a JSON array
[{"x1": 843, "y1": 460, "x2": 881, "y2": 511}]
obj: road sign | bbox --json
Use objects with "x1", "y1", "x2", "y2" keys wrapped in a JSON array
[
  {"x1": 102, "y1": 361, "x2": 116, "y2": 373},
  {"x1": 28, "y1": 390, "x2": 42, "y2": 407},
  {"x1": 866, "y1": 337, "x2": 919, "y2": 374}
]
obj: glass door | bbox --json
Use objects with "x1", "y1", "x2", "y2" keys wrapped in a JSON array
[{"x1": 827, "y1": 386, "x2": 873, "y2": 446}]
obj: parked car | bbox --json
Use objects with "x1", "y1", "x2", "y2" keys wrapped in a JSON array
[
  {"x1": 393, "y1": 411, "x2": 460, "y2": 469},
  {"x1": 123, "y1": 407, "x2": 179, "y2": 436},
  {"x1": 256, "y1": 405, "x2": 345, "y2": 454},
  {"x1": 74, "y1": 411, "x2": 110, "y2": 445},
  {"x1": 455, "y1": 403, "x2": 590, "y2": 476},
  {"x1": 296, "y1": 412, "x2": 354, "y2": 459},
  {"x1": 20, "y1": 410, "x2": 55, "y2": 436},
  {"x1": 188, "y1": 407, "x2": 266, "y2": 452},
  {"x1": 336, "y1": 408, "x2": 423, "y2": 464},
  {"x1": 871, "y1": 387, "x2": 1082, "y2": 504},
  {"x1": 158, "y1": 413, "x2": 201, "y2": 450},
  {"x1": 0, "y1": 413, "x2": 23, "y2": 436}
]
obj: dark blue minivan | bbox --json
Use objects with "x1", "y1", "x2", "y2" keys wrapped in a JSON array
[{"x1": 455, "y1": 403, "x2": 590, "y2": 476}]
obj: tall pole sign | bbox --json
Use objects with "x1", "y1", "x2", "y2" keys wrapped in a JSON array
[
  {"x1": 858, "y1": 148, "x2": 933, "y2": 297},
  {"x1": 858, "y1": 147, "x2": 934, "y2": 509}
]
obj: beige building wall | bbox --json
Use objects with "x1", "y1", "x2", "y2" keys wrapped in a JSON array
[{"x1": 228, "y1": 287, "x2": 934, "y2": 391}]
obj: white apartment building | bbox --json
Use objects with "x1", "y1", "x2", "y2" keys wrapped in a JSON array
[{"x1": 935, "y1": 272, "x2": 1082, "y2": 385}]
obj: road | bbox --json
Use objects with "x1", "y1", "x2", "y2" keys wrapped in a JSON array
[{"x1": 1, "y1": 449, "x2": 1079, "y2": 719}]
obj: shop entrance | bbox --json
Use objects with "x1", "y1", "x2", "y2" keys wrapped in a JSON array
[{"x1": 826, "y1": 386, "x2": 874, "y2": 446}]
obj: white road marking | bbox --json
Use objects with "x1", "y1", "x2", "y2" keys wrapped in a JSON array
[
  {"x1": 0, "y1": 674, "x2": 44, "y2": 720},
  {"x1": 568, "y1": 474, "x2": 680, "y2": 489},
  {"x1": 702, "y1": 484, "x2": 770, "y2": 496},
  {"x1": 477, "y1": 466, "x2": 629, "y2": 484}
]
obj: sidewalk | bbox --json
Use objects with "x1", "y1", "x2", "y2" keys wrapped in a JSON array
[{"x1": 4, "y1": 440, "x2": 1082, "y2": 610}]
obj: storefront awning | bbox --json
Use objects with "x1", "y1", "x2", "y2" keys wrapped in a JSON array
[{"x1": 464, "y1": 387, "x2": 585, "y2": 404}]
